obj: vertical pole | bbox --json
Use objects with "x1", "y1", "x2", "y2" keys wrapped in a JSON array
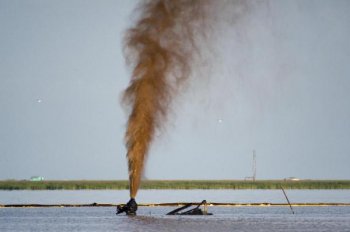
[
  {"x1": 281, "y1": 186, "x2": 295, "y2": 214},
  {"x1": 252, "y1": 150, "x2": 256, "y2": 182},
  {"x1": 203, "y1": 200, "x2": 208, "y2": 215}
]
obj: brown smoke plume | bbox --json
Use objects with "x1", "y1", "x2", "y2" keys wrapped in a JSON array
[{"x1": 123, "y1": 0, "x2": 210, "y2": 198}]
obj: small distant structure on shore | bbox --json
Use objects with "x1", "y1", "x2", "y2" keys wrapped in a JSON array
[
  {"x1": 30, "y1": 176, "x2": 44, "y2": 181},
  {"x1": 284, "y1": 177, "x2": 300, "y2": 181},
  {"x1": 245, "y1": 150, "x2": 257, "y2": 181}
]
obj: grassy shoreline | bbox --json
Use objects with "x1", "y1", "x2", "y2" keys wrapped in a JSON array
[{"x1": 1, "y1": 180, "x2": 350, "y2": 190}]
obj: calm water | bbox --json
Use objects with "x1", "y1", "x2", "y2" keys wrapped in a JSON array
[
  {"x1": 1, "y1": 189, "x2": 350, "y2": 204},
  {"x1": 1, "y1": 190, "x2": 350, "y2": 232}
]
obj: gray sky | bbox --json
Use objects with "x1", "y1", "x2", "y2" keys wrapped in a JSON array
[{"x1": 1, "y1": 0, "x2": 349, "y2": 180}]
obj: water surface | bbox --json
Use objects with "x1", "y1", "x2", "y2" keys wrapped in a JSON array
[
  {"x1": 1, "y1": 206, "x2": 350, "y2": 232},
  {"x1": 1, "y1": 189, "x2": 349, "y2": 204},
  {"x1": 1, "y1": 190, "x2": 349, "y2": 232}
]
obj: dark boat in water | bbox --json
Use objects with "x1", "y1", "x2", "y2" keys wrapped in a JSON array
[{"x1": 166, "y1": 200, "x2": 212, "y2": 215}]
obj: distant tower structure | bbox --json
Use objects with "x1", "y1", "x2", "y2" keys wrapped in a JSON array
[{"x1": 252, "y1": 150, "x2": 257, "y2": 181}]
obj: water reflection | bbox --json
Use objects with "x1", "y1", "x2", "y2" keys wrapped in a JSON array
[
  {"x1": 1, "y1": 206, "x2": 350, "y2": 232},
  {"x1": 1, "y1": 190, "x2": 350, "y2": 231}
]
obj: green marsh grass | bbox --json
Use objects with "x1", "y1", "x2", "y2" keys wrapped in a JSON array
[{"x1": 0, "y1": 180, "x2": 349, "y2": 190}]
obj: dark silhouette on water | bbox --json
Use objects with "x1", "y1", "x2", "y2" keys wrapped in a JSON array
[
  {"x1": 116, "y1": 199, "x2": 212, "y2": 216},
  {"x1": 166, "y1": 200, "x2": 212, "y2": 215},
  {"x1": 116, "y1": 198, "x2": 138, "y2": 215}
]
